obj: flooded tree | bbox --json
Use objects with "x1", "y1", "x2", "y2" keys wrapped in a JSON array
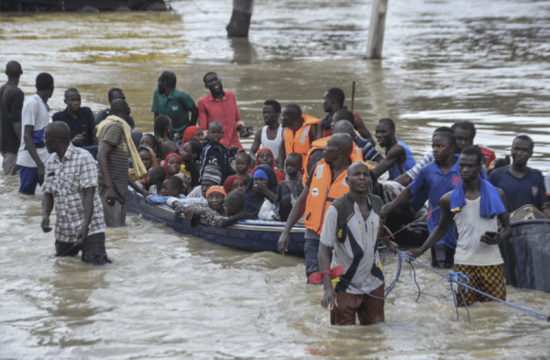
[{"x1": 226, "y1": 0, "x2": 254, "y2": 38}]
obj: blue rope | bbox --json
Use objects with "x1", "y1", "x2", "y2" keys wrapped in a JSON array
[{"x1": 338, "y1": 250, "x2": 549, "y2": 322}]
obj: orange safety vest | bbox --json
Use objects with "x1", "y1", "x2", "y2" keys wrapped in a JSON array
[
  {"x1": 304, "y1": 156, "x2": 363, "y2": 235},
  {"x1": 283, "y1": 115, "x2": 319, "y2": 167},
  {"x1": 302, "y1": 137, "x2": 369, "y2": 186}
]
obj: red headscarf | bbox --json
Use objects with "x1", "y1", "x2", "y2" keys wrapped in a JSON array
[
  {"x1": 250, "y1": 148, "x2": 286, "y2": 183},
  {"x1": 223, "y1": 175, "x2": 241, "y2": 193},
  {"x1": 180, "y1": 126, "x2": 200, "y2": 152},
  {"x1": 163, "y1": 153, "x2": 182, "y2": 179}
]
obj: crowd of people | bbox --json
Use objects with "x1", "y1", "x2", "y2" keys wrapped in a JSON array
[{"x1": 1, "y1": 60, "x2": 549, "y2": 326}]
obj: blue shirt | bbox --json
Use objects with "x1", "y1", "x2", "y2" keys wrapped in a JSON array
[
  {"x1": 385, "y1": 140, "x2": 417, "y2": 180},
  {"x1": 53, "y1": 107, "x2": 96, "y2": 147},
  {"x1": 489, "y1": 167, "x2": 548, "y2": 213},
  {"x1": 200, "y1": 141, "x2": 237, "y2": 184},
  {"x1": 408, "y1": 156, "x2": 462, "y2": 249}
]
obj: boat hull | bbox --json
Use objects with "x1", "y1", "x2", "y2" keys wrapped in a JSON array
[
  {"x1": 127, "y1": 191, "x2": 306, "y2": 256},
  {"x1": 500, "y1": 219, "x2": 550, "y2": 293}
]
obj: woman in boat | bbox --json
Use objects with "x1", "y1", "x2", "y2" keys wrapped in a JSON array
[
  {"x1": 244, "y1": 164, "x2": 278, "y2": 219},
  {"x1": 179, "y1": 125, "x2": 205, "y2": 151},
  {"x1": 224, "y1": 175, "x2": 246, "y2": 194},
  {"x1": 250, "y1": 148, "x2": 286, "y2": 183}
]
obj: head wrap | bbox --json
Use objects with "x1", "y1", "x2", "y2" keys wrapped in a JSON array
[
  {"x1": 138, "y1": 146, "x2": 159, "y2": 168},
  {"x1": 244, "y1": 164, "x2": 279, "y2": 219},
  {"x1": 250, "y1": 147, "x2": 286, "y2": 183},
  {"x1": 253, "y1": 169, "x2": 269, "y2": 180},
  {"x1": 180, "y1": 126, "x2": 201, "y2": 152},
  {"x1": 163, "y1": 153, "x2": 182, "y2": 179},
  {"x1": 201, "y1": 167, "x2": 222, "y2": 185},
  {"x1": 206, "y1": 186, "x2": 227, "y2": 199},
  {"x1": 223, "y1": 175, "x2": 241, "y2": 193}
]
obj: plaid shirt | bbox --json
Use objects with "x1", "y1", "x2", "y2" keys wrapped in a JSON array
[{"x1": 42, "y1": 144, "x2": 106, "y2": 242}]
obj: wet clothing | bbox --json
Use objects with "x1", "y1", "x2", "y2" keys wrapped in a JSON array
[
  {"x1": 95, "y1": 109, "x2": 135, "y2": 129},
  {"x1": 18, "y1": 165, "x2": 42, "y2": 195},
  {"x1": 384, "y1": 140, "x2": 416, "y2": 180},
  {"x1": 455, "y1": 264, "x2": 506, "y2": 307},
  {"x1": 331, "y1": 284, "x2": 385, "y2": 326},
  {"x1": 198, "y1": 91, "x2": 244, "y2": 151},
  {"x1": 489, "y1": 167, "x2": 548, "y2": 213},
  {"x1": 243, "y1": 164, "x2": 278, "y2": 219},
  {"x1": 151, "y1": 88, "x2": 196, "y2": 136},
  {"x1": 55, "y1": 233, "x2": 111, "y2": 265},
  {"x1": 100, "y1": 192, "x2": 126, "y2": 227},
  {"x1": 453, "y1": 196, "x2": 503, "y2": 266},
  {"x1": 42, "y1": 144, "x2": 106, "y2": 243},
  {"x1": 52, "y1": 107, "x2": 96, "y2": 147},
  {"x1": 97, "y1": 121, "x2": 129, "y2": 204},
  {"x1": 200, "y1": 141, "x2": 237, "y2": 184},
  {"x1": 2, "y1": 151, "x2": 17, "y2": 175},
  {"x1": 408, "y1": 156, "x2": 461, "y2": 250},
  {"x1": 0, "y1": 82, "x2": 24, "y2": 161},
  {"x1": 16, "y1": 94, "x2": 52, "y2": 169}
]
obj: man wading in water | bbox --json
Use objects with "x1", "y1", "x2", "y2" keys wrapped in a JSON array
[
  {"x1": 318, "y1": 162, "x2": 397, "y2": 325},
  {"x1": 41, "y1": 122, "x2": 110, "y2": 264},
  {"x1": 410, "y1": 146, "x2": 512, "y2": 306}
]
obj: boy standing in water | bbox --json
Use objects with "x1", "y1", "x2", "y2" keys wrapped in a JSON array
[
  {"x1": 41, "y1": 122, "x2": 110, "y2": 265},
  {"x1": 410, "y1": 146, "x2": 512, "y2": 306}
]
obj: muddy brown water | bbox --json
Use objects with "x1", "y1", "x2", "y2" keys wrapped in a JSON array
[{"x1": 1, "y1": 0, "x2": 549, "y2": 358}]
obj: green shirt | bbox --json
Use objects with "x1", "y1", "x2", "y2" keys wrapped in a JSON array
[{"x1": 151, "y1": 88, "x2": 195, "y2": 133}]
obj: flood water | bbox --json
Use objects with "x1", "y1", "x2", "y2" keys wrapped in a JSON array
[{"x1": 1, "y1": 0, "x2": 550, "y2": 358}]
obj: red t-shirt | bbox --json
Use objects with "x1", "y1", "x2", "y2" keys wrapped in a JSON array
[
  {"x1": 198, "y1": 91, "x2": 244, "y2": 151},
  {"x1": 480, "y1": 146, "x2": 496, "y2": 165}
]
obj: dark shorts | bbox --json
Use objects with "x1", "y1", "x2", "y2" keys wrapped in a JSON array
[
  {"x1": 454, "y1": 264, "x2": 506, "y2": 307},
  {"x1": 431, "y1": 244, "x2": 455, "y2": 269},
  {"x1": 19, "y1": 166, "x2": 42, "y2": 195},
  {"x1": 55, "y1": 232, "x2": 111, "y2": 265},
  {"x1": 331, "y1": 283, "x2": 385, "y2": 326},
  {"x1": 304, "y1": 237, "x2": 320, "y2": 281}
]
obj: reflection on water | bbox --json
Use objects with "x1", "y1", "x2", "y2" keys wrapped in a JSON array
[{"x1": 1, "y1": 0, "x2": 550, "y2": 358}]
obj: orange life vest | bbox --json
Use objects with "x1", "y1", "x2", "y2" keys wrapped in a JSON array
[
  {"x1": 304, "y1": 155, "x2": 363, "y2": 235},
  {"x1": 302, "y1": 137, "x2": 368, "y2": 186},
  {"x1": 283, "y1": 115, "x2": 319, "y2": 168}
]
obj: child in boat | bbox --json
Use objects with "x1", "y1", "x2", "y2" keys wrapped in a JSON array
[
  {"x1": 154, "y1": 115, "x2": 173, "y2": 143},
  {"x1": 200, "y1": 121, "x2": 237, "y2": 184},
  {"x1": 136, "y1": 165, "x2": 166, "y2": 194},
  {"x1": 179, "y1": 125, "x2": 205, "y2": 151},
  {"x1": 251, "y1": 148, "x2": 286, "y2": 183},
  {"x1": 130, "y1": 146, "x2": 158, "y2": 181},
  {"x1": 270, "y1": 153, "x2": 303, "y2": 221},
  {"x1": 140, "y1": 133, "x2": 160, "y2": 161},
  {"x1": 180, "y1": 140, "x2": 203, "y2": 188},
  {"x1": 183, "y1": 187, "x2": 246, "y2": 228},
  {"x1": 161, "y1": 141, "x2": 179, "y2": 161},
  {"x1": 235, "y1": 152, "x2": 253, "y2": 187},
  {"x1": 145, "y1": 176, "x2": 186, "y2": 206},
  {"x1": 223, "y1": 175, "x2": 246, "y2": 194}
]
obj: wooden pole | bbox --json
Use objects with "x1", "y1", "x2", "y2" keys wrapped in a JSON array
[
  {"x1": 350, "y1": 81, "x2": 356, "y2": 113},
  {"x1": 366, "y1": 0, "x2": 389, "y2": 59},
  {"x1": 226, "y1": 0, "x2": 254, "y2": 38}
]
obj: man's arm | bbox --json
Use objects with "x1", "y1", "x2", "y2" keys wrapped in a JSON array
[
  {"x1": 23, "y1": 125, "x2": 46, "y2": 183},
  {"x1": 277, "y1": 184, "x2": 308, "y2": 255},
  {"x1": 370, "y1": 146, "x2": 404, "y2": 181},
  {"x1": 380, "y1": 186, "x2": 411, "y2": 218},
  {"x1": 249, "y1": 129, "x2": 263, "y2": 159},
  {"x1": 482, "y1": 188, "x2": 512, "y2": 244},
  {"x1": 309, "y1": 124, "x2": 318, "y2": 144},
  {"x1": 410, "y1": 193, "x2": 453, "y2": 257},
  {"x1": 128, "y1": 174, "x2": 147, "y2": 197},
  {"x1": 10, "y1": 90, "x2": 24, "y2": 143},
  {"x1": 353, "y1": 115, "x2": 374, "y2": 145},
  {"x1": 75, "y1": 187, "x2": 95, "y2": 242},
  {"x1": 316, "y1": 115, "x2": 328, "y2": 140},
  {"x1": 41, "y1": 192, "x2": 54, "y2": 232},
  {"x1": 394, "y1": 173, "x2": 413, "y2": 187},
  {"x1": 278, "y1": 141, "x2": 286, "y2": 171},
  {"x1": 97, "y1": 143, "x2": 117, "y2": 205},
  {"x1": 189, "y1": 104, "x2": 199, "y2": 126}
]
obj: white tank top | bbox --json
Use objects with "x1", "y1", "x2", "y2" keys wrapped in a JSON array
[
  {"x1": 261, "y1": 125, "x2": 283, "y2": 162},
  {"x1": 454, "y1": 196, "x2": 504, "y2": 266}
]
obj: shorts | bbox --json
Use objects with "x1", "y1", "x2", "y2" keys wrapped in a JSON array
[
  {"x1": 331, "y1": 283, "x2": 385, "y2": 326},
  {"x1": 454, "y1": 264, "x2": 506, "y2": 307},
  {"x1": 2, "y1": 152, "x2": 18, "y2": 175},
  {"x1": 100, "y1": 192, "x2": 127, "y2": 227},
  {"x1": 55, "y1": 232, "x2": 111, "y2": 265},
  {"x1": 431, "y1": 243, "x2": 455, "y2": 269},
  {"x1": 18, "y1": 165, "x2": 42, "y2": 195}
]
